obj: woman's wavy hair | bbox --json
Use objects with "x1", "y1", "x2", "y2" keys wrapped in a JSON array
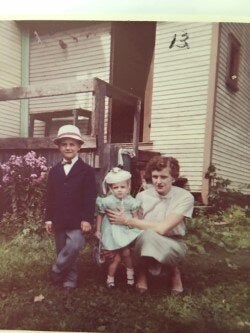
[{"x1": 144, "y1": 156, "x2": 180, "y2": 183}]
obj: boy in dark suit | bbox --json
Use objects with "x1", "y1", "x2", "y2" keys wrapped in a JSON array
[{"x1": 44, "y1": 124, "x2": 97, "y2": 290}]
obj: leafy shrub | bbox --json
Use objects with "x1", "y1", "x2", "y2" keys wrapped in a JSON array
[
  {"x1": 0, "y1": 212, "x2": 46, "y2": 239},
  {"x1": 186, "y1": 205, "x2": 249, "y2": 254},
  {"x1": 205, "y1": 164, "x2": 249, "y2": 214},
  {"x1": 186, "y1": 166, "x2": 249, "y2": 255},
  {"x1": 0, "y1": 151, "x2": 48, "y2": 234},
  {"x1": 222, "y1": 205, "x2": 248, "y2": 225}
]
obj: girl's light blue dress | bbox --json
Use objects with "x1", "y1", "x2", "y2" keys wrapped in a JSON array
[{"x1": 97, "y1": 195, "x2": 143, "y2": 250}]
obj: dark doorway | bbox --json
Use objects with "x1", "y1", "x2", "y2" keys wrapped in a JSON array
[{"x1": 110, "y1": 22, "x2": 156, "y2": 143}]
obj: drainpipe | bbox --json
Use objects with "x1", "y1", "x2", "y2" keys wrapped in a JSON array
[
  {"x1": 20, "y1": 26, "x2": 29, "y2": 137},
  {"x1": 201, "y1": 23, "x2": 220, "y2": 204}
]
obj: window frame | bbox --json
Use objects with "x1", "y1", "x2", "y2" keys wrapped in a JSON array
[{"x1": 226, "y1": 33, "x2": 241, "y2": 92}]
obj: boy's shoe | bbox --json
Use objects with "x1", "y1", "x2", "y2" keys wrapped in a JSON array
[
  {"x1": 49, "y1": 271, "x2": 63, "y2": 286},
  {"x1": 63, "y1": 286, "x2": 74, "y2": 294},
  {"x1": 63, "y1": 282, "x2": 77, "y2": 289}
]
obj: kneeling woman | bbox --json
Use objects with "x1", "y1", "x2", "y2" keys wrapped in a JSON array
[{"x1": 107, "y1": 156, "x2": 194, "y2": 294}]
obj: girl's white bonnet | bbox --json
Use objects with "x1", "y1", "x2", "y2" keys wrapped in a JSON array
[{"x1": 104, "y1": 167, "x2": 131, "y2": 184}]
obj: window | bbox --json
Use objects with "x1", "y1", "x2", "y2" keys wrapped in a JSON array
[{"x1": 226, "y1": 33, "x2": 241, "y2": 92}]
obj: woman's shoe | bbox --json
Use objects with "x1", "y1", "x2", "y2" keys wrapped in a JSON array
[
  {"x1": 170, "y1": 267, "x2": 183, "y2": 296},
  {"x1": 170, "y1": 289, "x2": 184, "y2": 296},
  {"x1": 135, "y1": 283, "x2": 148, "y2": 294},
  {"x1": 106, "y1": 281, "x2": 115, "y2": 289}
]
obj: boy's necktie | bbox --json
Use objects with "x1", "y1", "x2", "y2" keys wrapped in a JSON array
[{"x1": 62, "y1": 160, "x2": 72, "y2": 165}]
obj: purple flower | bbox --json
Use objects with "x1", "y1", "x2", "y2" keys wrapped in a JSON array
[{"x1": 3, "y1": 174, "x2": 10, "y2": 183}]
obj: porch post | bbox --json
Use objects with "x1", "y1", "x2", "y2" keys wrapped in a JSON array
[
  {"x1": 132, "y1": 99, "x2": 141, "y2": 157},
  {"x1": 201, "y1": 23, "x2": 220, "y2": 204},
  {"x1": 94, "y1": 79, "x2": 107, "y2": 169}
]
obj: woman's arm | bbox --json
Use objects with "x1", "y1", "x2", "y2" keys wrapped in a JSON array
[{"x1": 107, "y1": 209, "x2": 184, "y2": 236}]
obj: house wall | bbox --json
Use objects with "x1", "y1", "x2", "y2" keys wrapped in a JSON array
[
  {"x1": 0, "y1": 21, "x2": 22, "y2": 137},
  {"x1": 29, "y1": 22, "x2": 111, "y2": 137},
  {"x1": 150, "y1": 22, "x2": 213, "y2": 192},
  {"x1": 212, "y1": 23, "x2": 250, "y2": 190}
]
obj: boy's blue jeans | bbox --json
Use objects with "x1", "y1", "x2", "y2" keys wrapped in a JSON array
[{"x1": 52, "y1": 229, "x2": 85, "y2": 288}]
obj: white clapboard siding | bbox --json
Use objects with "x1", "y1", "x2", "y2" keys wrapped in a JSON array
[
  {"x1": 0, "y1": 21, "x2": 21, "y2": 137},
  {"x1": 212, "y1": 23, "x2": 250, "y2": 189},
  {"x1": 29, "y1": 22, "x2": 111, "y2": 138},
  {"x1": 151, "y1": 22, "x2": 213, "y2": 192}
]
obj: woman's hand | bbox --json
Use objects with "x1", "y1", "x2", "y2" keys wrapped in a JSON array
[{"x1": 106, "y1": 209, "x2": 127, "y2": 225}]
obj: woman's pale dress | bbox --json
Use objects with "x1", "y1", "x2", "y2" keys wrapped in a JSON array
[{"x1": 134, "y1": 186, "x2": 194, "y2": 266}]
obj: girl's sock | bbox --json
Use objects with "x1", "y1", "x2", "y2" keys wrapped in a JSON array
[
  {"x1": 126, "y1": 268, "x2": 135, "y2": 285},
  {"x1": 106, "y1": 275, "x2": 115, "y2": 288}
]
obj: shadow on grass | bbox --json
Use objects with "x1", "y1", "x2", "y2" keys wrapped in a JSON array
[{"x1": 0, "y1": 235, "x2": 249, "y2": 332}]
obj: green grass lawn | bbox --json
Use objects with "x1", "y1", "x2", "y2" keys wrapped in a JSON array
[{"x1": 0, "y1": 225, "x2": 249, "y2": 333}]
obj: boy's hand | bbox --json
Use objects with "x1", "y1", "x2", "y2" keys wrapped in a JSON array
[
  {"x1": 45, "y1": 221, "x2": 53, "y2": 234},
  {"x1": 94, "y1": 230, "x2": 101, "y2": 239},
  {"x1": 81, "y1": 221, "x2": 92, "y2": 233}
]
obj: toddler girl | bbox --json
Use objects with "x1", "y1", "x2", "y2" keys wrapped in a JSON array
[{"x1": 95, "y1": 167, "x2": 142, "y2": 289}]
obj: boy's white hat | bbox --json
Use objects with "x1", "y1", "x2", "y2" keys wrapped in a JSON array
[
  {"x1": 104, "y1": 167, "x2": 131, "y2": 184},
  {"x1": 53, "y1": 124, "x2": 84, "y2": 145}
]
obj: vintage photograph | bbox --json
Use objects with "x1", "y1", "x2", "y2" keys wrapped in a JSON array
[{"x1": 0, "y1": 2, "x2": 249, "y2": 332}]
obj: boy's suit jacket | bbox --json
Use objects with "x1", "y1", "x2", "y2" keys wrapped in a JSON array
[{"x1": 45, "y1": 158, "x2": 97, "y2": 231}]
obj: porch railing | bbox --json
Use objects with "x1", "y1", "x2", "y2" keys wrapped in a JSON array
[{"x1": 0, "y1": 77, "x2": 142, "y2": 182}]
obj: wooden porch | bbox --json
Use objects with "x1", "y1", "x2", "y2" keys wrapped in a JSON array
[{"x1": 0, "y1": 77, "x2": 159, "y2": 192}]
